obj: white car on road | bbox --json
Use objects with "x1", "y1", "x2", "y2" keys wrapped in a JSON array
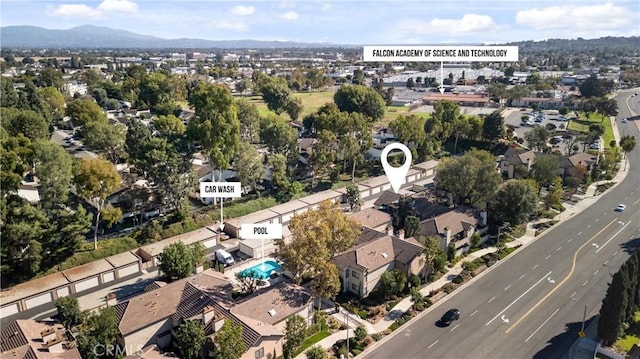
[{"x1": 615, "y1": 204, "x2": 627, "y2": 212}]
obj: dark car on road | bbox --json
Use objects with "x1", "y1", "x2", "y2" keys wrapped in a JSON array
[{"x1": 439, "y1": 309, "x2": 460, "y2": 326}]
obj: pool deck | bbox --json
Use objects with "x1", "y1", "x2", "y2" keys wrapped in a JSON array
[{"x1": 226, "y1": 257, "x2": 284, "y2": 287}]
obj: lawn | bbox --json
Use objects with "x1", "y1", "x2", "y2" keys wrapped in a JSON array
[
  {"x1": 614, "y1": 311, "x2": 640, "y2": 352},
  {"x1": 567, "y1": 112, "x2": 615, "y2": 150}
]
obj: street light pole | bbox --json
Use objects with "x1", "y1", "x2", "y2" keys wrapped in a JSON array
[
  {"x1": 581, "y1": 304, "x2": 587, "y2": 332},
  {"x1": 345, "y1": 310, "x2": 349, "y2": 357}
]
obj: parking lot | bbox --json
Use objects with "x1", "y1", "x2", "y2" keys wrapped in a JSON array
[{"x1": 504, "y1": 108, "x2": 589, "y2": 154}]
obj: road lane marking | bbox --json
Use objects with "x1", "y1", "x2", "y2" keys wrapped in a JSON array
[
  {"x1": 525, "y1": 308, "x2": 560, "y2": 342},
  {"x1": 570, "y1": 291, "x2": 576, "y2": 298},
  {"x1": 488, "y1": 296, "x2": 496, "y2": 303},
  {"x1": 583, "y1": 280, "x2": 589, "y2": 286},
  {"x1": 595, "y1": 218, "x2": 600, "y2": 222},
  {"x1": 578, "y1": 232, "x2": 582, "y2": 236},
  {"x1": 545, "y1": 255, "x2": 551, "y2": 260},
  {"x1": 568, "y1": 239, "x2": 573, "y2": 243},
  {"x1": 428, "y1": 340, "x2": 438, "y2": 349},
  {"x1": 596, "y1": 221, "x2": 631, "y2": 253},
  {"x1": 556, "y1": 247, "x2": 562, "y2": 251},
  {"x1": 519, "y1": 274, "x2": 526, "y2": 280},
  {"x1": 604, "y1": 260, "x2": 609, "y2": 265},
  {"x1": 470, "y1": 310, "x2": 478, "y2": 317},
  {"x1": 505, "y1": 218, "x2": 618, "y2": 334},
  {"x1": 614, "y1": 251, "x2": 618, "y2": 256},
  {"x1": 587, "y1": 224, "x2": 592, "y2": 228},
  {"x1": 486, "y1": 271, "x2": 552, "y2": 326},
  {"x1": 504, "y1": 285, "x2": 511, "y2": 291},
  {"x1": 634, "y1": 198, "x2": 640, "y2": 205},
  {"x1": 532, "y1": 264, "x2": 539, "y2": 269},
  {"x1": 450, "y1": 324, "x2": 460, "y2": 332},
  {"x1": 594, "y1": 270, "x2": 599, "y2": 276}
]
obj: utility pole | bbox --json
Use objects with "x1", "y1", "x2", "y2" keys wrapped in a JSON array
[{"x1": 581, "y1": 304, "x2": 587, "y2": 332}]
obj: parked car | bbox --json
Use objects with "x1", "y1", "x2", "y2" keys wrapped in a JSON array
[
  {"x1": 621, "y1": 118, "x2": 628, "y2": 123},
  {"x1": 588, "y1": 143, "x2": 601, "y2": 150},
  {"x1": 215, "y1": 249, "x2": 235, "y2": 266},
  {"x1": 615, "y1": 204, "x2": 627, "y2": 212},
  {"x1": 550, "y1": 136, "x2": 563, "y2": 145},
  {"x1": 438, "y1": 309, "x2": 460, "y2": 326}
]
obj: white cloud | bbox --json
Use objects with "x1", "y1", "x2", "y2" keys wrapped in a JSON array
[
  {"x1": 398, "y1": 14, "x2": 499, "y2": 35},
  {"x1": 320, "y1": 3, "x2": 331, "y2": 11},
  {"x1": 51, "y1": 0, "x2": 138, "y2": 18},
  {"x1": 280, "y1": 11, "x2": 299, "y2": 20},
  {"x1": 278, "y1": 2, "x2": 296, "y2": 9},
  {"x1": 516, "y1": 3, "x2": 632, "y2": 30},
  {"x1": 211, "y1": 20, "x2": 249, "y2": 32},
  {"x1": 231, "y1": 5, "x2": 255, "y2": 16},
  {"x1": 51, "y1": 4, "x2": 102, "y2": 18},
  {"x1": 97, "y1": 0, "x2": 138, "y2": 13}
]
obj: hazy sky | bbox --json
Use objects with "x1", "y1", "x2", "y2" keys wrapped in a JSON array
[{"x1": 2, "y1": 0, "x2": 639, "y2": 44}]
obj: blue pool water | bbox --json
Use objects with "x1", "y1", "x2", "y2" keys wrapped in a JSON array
[{"x1": 241, "y1": 260, "x2": 282, "y2": 280}]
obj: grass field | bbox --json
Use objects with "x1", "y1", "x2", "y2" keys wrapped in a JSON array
[
  {"x1": 615, "y1": 311, "x2": 640, "y2": 353},
  {"x1": 567, "y1": 112, "x2": 615, "y2": 150}
]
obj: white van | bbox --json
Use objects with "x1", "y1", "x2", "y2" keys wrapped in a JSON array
[{"x1": 215, "y1": 249, "x2": 235, "y2": 266}]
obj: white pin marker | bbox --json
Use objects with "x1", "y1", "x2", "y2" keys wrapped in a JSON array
[{"x1": 380, "y1": 143, "x2": 412, "y2": 194}]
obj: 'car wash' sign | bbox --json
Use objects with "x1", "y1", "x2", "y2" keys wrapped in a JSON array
[{"x1": 199, "y1": 182, "x2": 242, "y2": 198}]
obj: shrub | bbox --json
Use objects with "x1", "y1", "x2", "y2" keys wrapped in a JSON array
[
  {"x1": 389, "y1": 322, "x2": 400, "y2": 331},
  {"x1": 415, "y1": 302, "x2": 425, "y2": 311},
  {"x1": 409, "y1": 274, "x2": 422, "y2": 288},
  {"x1": 382, "y1": 328, "x2": 392, "y2": 335},
  {"x1": 371, "y1": 333, "x2": 382, "y2": 341},
  {"x1": 351, "y1": 349, "x2": 362, "y2": 356},
  {"x1": 358, "y1": 310, "x2": 368, "y2": 320},
  {"x1": 462, "y1": 261, "x2": 479, "y2": 272},
  {"x1": 442, "y1": 283, "x2": 457, "y2": 294},
  {"x1": 452, "y1": 275, "x2": 464, "y2": 284},
  {"x1": 410, "y1": 287, "x2": 422, "y2": 302},
  {"x1": 354, "y1": 325, "x2": 367, "y2": 341}
]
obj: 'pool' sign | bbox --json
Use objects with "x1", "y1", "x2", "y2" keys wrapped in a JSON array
[
  {"x1": 199, "y1": 182, "x2": 242, "y2": 198},
  {"x1": 240, "y1": 223, "x2": 283, "y2": 240}
]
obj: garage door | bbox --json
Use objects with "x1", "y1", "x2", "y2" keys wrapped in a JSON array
[
  {"x1": 57, "y1": 287, "x2": 70, "y2": 298},
  {"x1": 103, "y1": 271, "x2": 115, "y2": 283},
  {"x1": 370, "y1": 187, "x2": 380, "y2": 195},
  {"x1": 118, "y1": 264, "x2": 139, "y2": 278},
  {"x1": 202, "y1": 238, "x2": 217, "y2": 248},
  {"x1": 382, "y1": 184, "x2": 391, "y2": 191},
  {"x1": 75, "y1": 277, "x2": 99, "y2": 293},
  {"x1": 281, "y1": 213, "x2": 293, "y2": 223},
  {"x1": 1, "y1": 303, "x2": 20, "y2": 316},
  {"x1": 408, "y1": 174, "x2": 417, "y2": 182},
  {"x1": 25, "y1": 292, "x2": 52, "y2": 309}
]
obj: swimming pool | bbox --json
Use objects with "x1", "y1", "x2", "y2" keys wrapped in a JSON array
[{"x1": 241, "y1": 260, "x2": 282, "y2": 280}]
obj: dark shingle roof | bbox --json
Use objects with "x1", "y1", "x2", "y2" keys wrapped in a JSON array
[
  {"x1": 0, "y1": 321, "x2": 28, "y2": 352},
  {"x1": 373, "y1": 191, "x2": 401, "y2": 207}
]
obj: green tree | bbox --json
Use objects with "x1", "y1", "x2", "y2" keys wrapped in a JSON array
[
  {"x1": 305, "y1": 345, "x2": 328, "y2": 359},
  {"x1": 277, "y1": 201, "x2": 360, "y2": 284},
  {"x1": 597, "y1": 269, "x2": 627, "y2": 346},
  {"x1": 421, "y1": 235, "x2": 446, "y2": 278},
  {"x1": 66, "y1": 98, "x2": 108, "y2": 127},
  {"x1": 83, "y1": 122, "x2": 127, "y2": 163},
  {"x1": 267, "y1": 153, "x2": 290, "y2": 192},
  {"x1": 1, "y1": 77, "x2": 19, "y2": 108},
  {"x1": 579, "y1": 74, "x2": 614, "y2": 98},
  {"x1": 525, "y1": 126, "x2": 551, "y2": 152},
  {"x1": 236, "y1": 98, "x2": 261, "y2": 143},
  {"x1": 153, "y1": 114, "x2": 186, "y2": 137},
  {"x1": 346, "y1": 183, "x2": 361, "y2": 212},
  {"x1": 389, "y1": 114, "x2": 426, "y2": 151},
  {"x1": 404, "y1": 215, "x2": 420, "y2": 238},
  {"x1": 619, "y1": 135, "x2": 636, "y2": 171},
  {"x1": 425, "y1": 100, "x2": 460, "y2": 143},
  {"x1": 482, "y1": 111, "x2": 505, "y2": 143},
  {"x1": 175, "y1": 320, "x2": 206, "y2": 359},
  {"x1": 284, "y1": 315, "x2": 308, "y2": 357},
  {"x1": 55, "y1": 296, "x2": 82, "y2": 330},
  {"x1": 310, "y1": 130, "x2": 337, "y2": 185},
  {"x1": 159, "y1": 242, "x2": 195, "y2": 281},
  {"x1": 39, "y1": 87, "x2": 66, "y2": 120},
  {"x1": 77, "y1": 307, "x2": 119, "y2": 359},
  {"x1": 354, "y1": 325, "x2": 368, "y2": 341},
  {"x1": 187, "y1": 83, "x2": 240, "y2": 190},
  {"x1": 435, "y1": 149, "x2": 502, "y2": 205},
  {"x1": 544, "y1": 177, "x2": 563, "y2": 209},
  {"x1": 260, "y1": 116, "x2": 298, "y2": 163},
  {"x1": 74, "y1": 158, "x2": 122, "y2": 250},
  {"x1": 33, "y1": 140, "x2": 74, "y2": 210},
  {"x1": 333, "y1": 84, "x2": 385, "y2": 122},
  {"x1": 310, "y1": 262, "x2": 341, "y2": 304},
  {"x1": 234, "y1": 142, "x2": 265, "y2": 194},
  {"x1": 37, "y1": 67, "x2": 64, "y2": 89},
  {"x1": 260, "y1": 80, "x2": 292, "y2": 115},
  {"x1": 377, "y1": 269, "x2": 407, "y2": 300},
  {"x1": 285, "y1": 96, "x2": 303, "y2": 121},
  {"x1": 235, "y1": 269, "x2": 260, "y2": 295},
  {"x1": 531, "y1": 154, "x2": 560, "y2": 192},
  {"x1": 491, "y1": 179, "x2": 539, "y2": 225},
  {"x1": 4, "y1": 110, "x2": 49, "y2": 141},
  {"x1": 213, "y1": 319, "x2": 246, "y2": 359}
]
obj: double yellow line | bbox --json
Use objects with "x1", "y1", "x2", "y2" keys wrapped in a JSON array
[{"x1": 505, "y1": 218, "x2": 618, "y2": 333}]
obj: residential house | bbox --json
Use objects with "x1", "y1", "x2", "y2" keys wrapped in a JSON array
[
  {"x1": 112, "y1": 270, "x2": 289, "y2": 359},
  {"x1": 0, "y1": 319, "x2": 81, "y2": 359},
  {"x1": 331, "y1": 227, "x2": 425, "y2": 298},
  {"x1": 348, "y1": 208, "x2": 393, "y2": 233},
  {"x1": 559, "y1": 152, "x2": 598, "y2": 179},
  {"x1": 499, "y1": 147, "x2": 536, "y2": 179},
  {"x1": 373, "y1": 190, "x2": 401, "y2": 211},
  {"x1": 413, "y1": 199, "x2": 486, "y2": 253}
]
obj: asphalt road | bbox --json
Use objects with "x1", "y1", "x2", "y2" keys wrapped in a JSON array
[{"x1": 363, "y1": 92, "x2": 640, "y2": 359}]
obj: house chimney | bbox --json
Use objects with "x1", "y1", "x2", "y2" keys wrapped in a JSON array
[
  {"x1": 41, "y1": 328, "x2": 56, "y2": 343},
  {"x1": 385, "y1": 225, "x2": 393, "y2": 236},
  {"x1": 526, "y1": 158, "x2": 532, "y2": 171},
  {"x1": 398, "y1": 229, "x2": 405, "y2": 240},
  {"x1": 106, "y1": 292, "x2": 117, "y2": 307},
  {"x1": 480, "y1": 210, "x2": 488, "y2": 227},
  {"x1": 202, "y1": 306, "x2": 215, "y2": 325},
  {"x1": 444, "y1": 227, "x2": 452, "y2": 246}
]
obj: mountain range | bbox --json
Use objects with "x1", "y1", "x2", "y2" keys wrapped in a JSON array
[{"x1": 0, "y1": 25, "x2": 344, "y2": 49}]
